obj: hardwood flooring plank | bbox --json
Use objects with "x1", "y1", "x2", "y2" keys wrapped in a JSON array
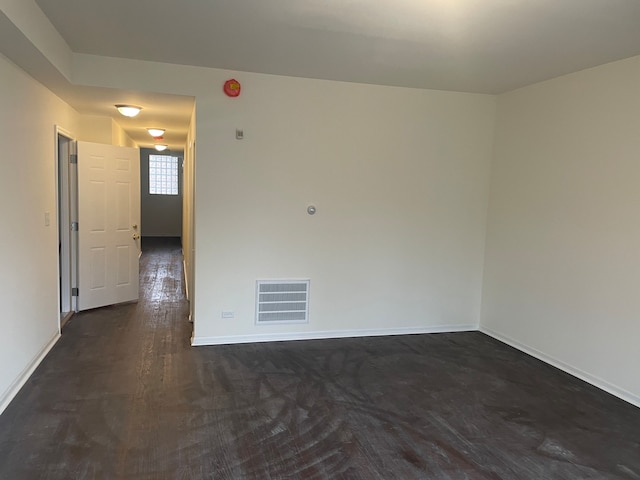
[{"x1": 0, "y1": 237, "x2": 638, "y2": 479}]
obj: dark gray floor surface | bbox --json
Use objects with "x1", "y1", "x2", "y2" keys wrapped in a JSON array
[{"x1": 0, "y1": 237, "x2": 638, "y2": 479}]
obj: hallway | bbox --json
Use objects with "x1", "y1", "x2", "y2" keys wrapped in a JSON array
[
  {"x1": 0, "y1": 237, "x2": 193, "y2": 478},
  {"x1": 0, "y1": 238, "x2": 639, "y2": 479}
]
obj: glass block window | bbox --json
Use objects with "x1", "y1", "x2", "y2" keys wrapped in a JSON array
[{"x1": 149, "y1": 155, "x2": 179, "y2": 195}]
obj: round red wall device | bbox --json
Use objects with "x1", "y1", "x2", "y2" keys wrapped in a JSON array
[{"x1": 223, "y1": 79, "x2": 241, "y2": 97}]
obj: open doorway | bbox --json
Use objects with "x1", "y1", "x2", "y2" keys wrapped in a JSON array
[
  {"x1": 52, "y1": 91, "x2": 195, "y2": 329},
  {"x1": 140, "y1": 148, "x2": 183, "y2": 240},
  {"x1": 56, "y1": 133, "x2": 142, "y2": 321},
  {"x1": 56, "y1": 127, "x2": 77, "y2": 329}
]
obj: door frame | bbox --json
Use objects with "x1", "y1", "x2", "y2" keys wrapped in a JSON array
[{"x1": 55, "y1": 126, "x2": 78, "y2": 331}]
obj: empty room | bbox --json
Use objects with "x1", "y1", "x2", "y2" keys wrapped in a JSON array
[{"x1": 1, "y1": 1, "x2": 639, "y2": 478}]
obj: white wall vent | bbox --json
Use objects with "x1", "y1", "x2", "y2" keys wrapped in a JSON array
[{"x1": 256, "y1": 280, "x2": 310, "y2": 325}]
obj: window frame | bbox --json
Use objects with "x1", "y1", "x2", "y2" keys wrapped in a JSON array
[{"x1": 148, "y1": 154, "x2": 179, "y2": 196}]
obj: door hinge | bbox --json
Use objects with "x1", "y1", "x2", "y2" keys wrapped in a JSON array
[
  {"x1": 72, "y1": 287, "x2": 79, "y2": 296},
  {"x1": 71, "y1": 221, "x2": 79, "y2": 231},
  {"x1": 70, "y1": 154, "x2": 78, "y2": 164}
]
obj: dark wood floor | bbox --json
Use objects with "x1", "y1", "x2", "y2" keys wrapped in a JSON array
[{"x1": 0, "y1": 237, "x2": 639, "y2": 479}]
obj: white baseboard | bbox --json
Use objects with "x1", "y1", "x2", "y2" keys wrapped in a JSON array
[
  {"x1": 480, "y1": 326, "x2": 640, "y2": 409},
  {"x1": 0, "y1": 332, "x2": 61, "y2": 415},
  {"x1": 191, "y1": 324, "x2": 478, "y2": 346}
]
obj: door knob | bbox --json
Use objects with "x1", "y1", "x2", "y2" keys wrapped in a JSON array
[{"x1": 133, "y1": 233, "x2": 140, "y2": 240}]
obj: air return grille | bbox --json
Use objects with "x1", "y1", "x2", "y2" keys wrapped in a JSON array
[{"x1": 256, "y1": 280, "x2": 310, "y2": 325}]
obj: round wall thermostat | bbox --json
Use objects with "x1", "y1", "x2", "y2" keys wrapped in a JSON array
[{"x1": 307, "y1": 205, "x2": 316, "y2": 215}]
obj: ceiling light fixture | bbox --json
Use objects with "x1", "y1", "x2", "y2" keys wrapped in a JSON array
[
  {"x1": 154, "y1": 145, "x2": 168, "y2": 152},
  {"x1": 115, "y1": 105, "x2": 142, "y2": 117},
  {"x1": 147, "y1": 128, "x2": 165, "y2": 137}
]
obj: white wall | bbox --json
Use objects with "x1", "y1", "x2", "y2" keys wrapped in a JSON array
[
  {"x1": 481, "y1": 55, "x2": 640, "y2": 407},
  {"x1": 111, "y1": 119, "x2": 137, "y2": 148},
  {"x1": 71, "y1": 55, "x2": 496, "y2": 344},
  {"x1": 78, "y1": 115, "x2": 111, "y2": 144},
  {"x1": 69, "y1": 55, "x2": 495, "y2": 343},
  {"x1": 140, "y1": 148, "x2": 183, "y2": 237},
  {"x1": 182, "y1": 107, "x2": 196, "y2": 307},
  {"x1": 0, "y1": 53, "x2": 79, "y2": 412},
  {"x1": 78, "y1": 116, "x2": 136, "y2": 147},
  {"x1": 192, "y1": 76, "x2": 496, "y2": 343}
]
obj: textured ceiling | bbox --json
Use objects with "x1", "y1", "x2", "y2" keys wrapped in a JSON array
[{"x1": 35, "y1": 0, "x2": 640, "y2": 94}]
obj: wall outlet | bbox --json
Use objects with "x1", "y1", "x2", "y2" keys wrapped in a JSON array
[{"x1": 221, "y1": 311, "x2": 235, "y2": 319}]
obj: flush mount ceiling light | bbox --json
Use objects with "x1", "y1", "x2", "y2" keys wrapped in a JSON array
[
  {"x1": 115, "y1": 105, "x2": 142, "y2": 117},
  {"x1": 154, "y1": 144, "x2": 168, "y2": 152},
  {"x1": 147, "y1": 128, "x2": 165, "y2": 137}
]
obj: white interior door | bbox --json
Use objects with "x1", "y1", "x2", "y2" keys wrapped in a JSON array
[{"x1": 77, "y1": 141, "x2": 140, "y2": 311}]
